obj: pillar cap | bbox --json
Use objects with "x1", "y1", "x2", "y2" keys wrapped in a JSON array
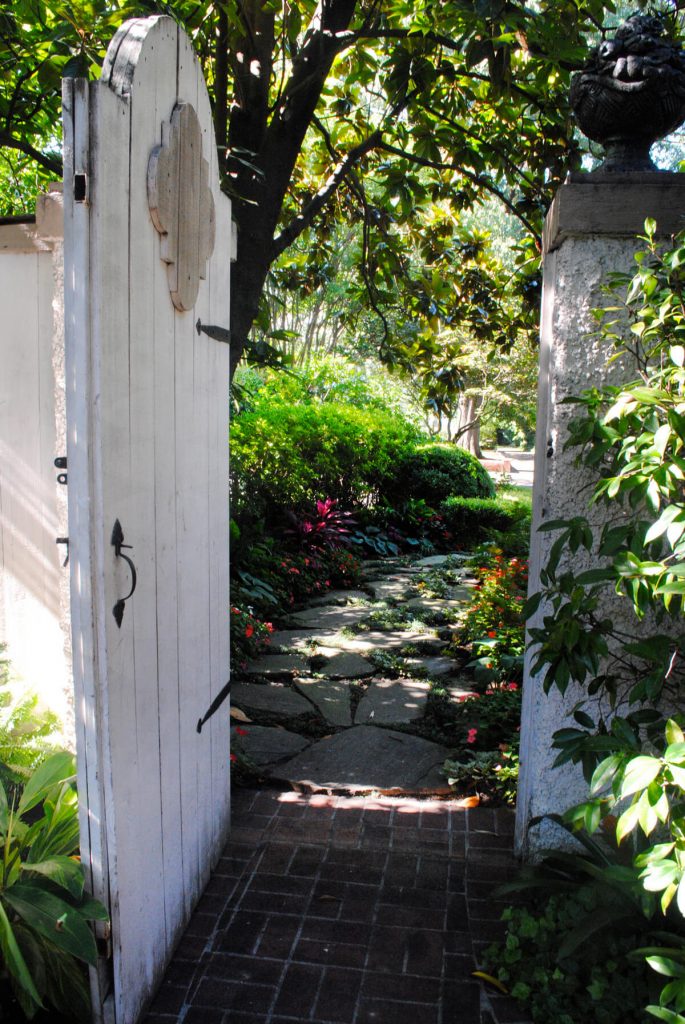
[{"x1": 544, "y1": 172, "x2": 685, "y2": 254}]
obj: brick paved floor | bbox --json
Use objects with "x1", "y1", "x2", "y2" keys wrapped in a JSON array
[{"x1": 142, "y1": 786, "x2": 530, "y2": 1024}]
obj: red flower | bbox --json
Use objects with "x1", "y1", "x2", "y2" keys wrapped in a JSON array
[
  {"x1": 506, "y1": 682, "x2": 518, "y2": 691},
  {"x1": 487, "y1": 630, "x2": 497, "y2": 638},
  {"x1": 245, "y1": 625, "x2": 254, "y2": 638},
  {"x1": 230, "y1": 753, "x2": 237, "y2": 763},
  {"x1": 235, "y1": 727, "x2": 248, "y2": 737},
  {"x1": 466, "y1": 728, "x2": 478, "y2": 745}
]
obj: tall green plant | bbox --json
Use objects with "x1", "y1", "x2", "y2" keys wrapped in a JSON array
[
  {"x1": 0, "y1": 751, "x2": 108, "y2": 1021},
  {"x1": 524, "y1": 223, "x2": 685, "y2": 1020}
]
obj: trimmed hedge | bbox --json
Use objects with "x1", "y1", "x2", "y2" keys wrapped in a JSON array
[
  {"x1": 231, "y1": 402, "x2": 422, "y2": 526},
  {"x1": 440, "y1": 495, "x2": 531, "y2": 549},
  {"x1": 385, "y1": 444, "x2": 495, "y2": 506}
]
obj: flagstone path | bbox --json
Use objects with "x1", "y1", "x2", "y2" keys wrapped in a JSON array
[
  {"x1": 232, "y1": 554, "x2": 480, "y2": 796},
  {"x1": 141, "y1": 553, "x2": 532, "y2": 1024}
]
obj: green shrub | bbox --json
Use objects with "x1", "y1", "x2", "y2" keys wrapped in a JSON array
[
  {"x1": 385, "y1": 444, "x2": 495, "y2": 508},
  {"x1": 0, "y1": 646, "x2": 59, "y2": 803},
  {"x1": 230, "y1": 402, "x2": 422, "y2": 526},
  {"x1": 0, "y1": 752, "x2": 109, "y2": 1021},
  {"x1": 484, "y1": 889, "x2": 654, "y2": 1024},
  {"x1": 440, "y1": 495, "x2": 520, "y2": 539},
  {"x1": 438, "y1": 494, "x2": 531, "y2": 554}
]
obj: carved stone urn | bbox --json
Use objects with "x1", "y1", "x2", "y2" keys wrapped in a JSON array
[{"x1": 570, "y1": 14, "x2": 685, "y2": 172}]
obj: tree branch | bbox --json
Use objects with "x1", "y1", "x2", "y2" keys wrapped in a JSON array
[
  {"x1": 271, "y1": 128, "x2": 381, "y2": 258},
  {"x1": 0, "y1": 131, "x2": 61, "y2": 175},
  {"x1": 377, "y1": 141, "x2": 539, "y2": 239}
]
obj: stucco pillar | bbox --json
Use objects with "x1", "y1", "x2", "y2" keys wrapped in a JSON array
[{"x1": 516, "y1": 173, "x2": 685, "y2": 859}]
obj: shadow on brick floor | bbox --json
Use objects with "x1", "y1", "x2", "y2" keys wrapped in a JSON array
[{"x1": 142, "y1": 787, "x2": 531, "y2": 1024}]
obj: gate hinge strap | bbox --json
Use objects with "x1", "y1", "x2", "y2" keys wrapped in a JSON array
[
  {"x1": 197, "y1": 679, "x2": 231, "y2": 733},
  {"x1": 196, "y1": 319, "x2": 230, "y2": 345}
]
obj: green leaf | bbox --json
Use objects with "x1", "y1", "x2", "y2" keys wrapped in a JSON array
[
  {"x1": 667, "y1": 721, "x2": 685, "y2": 746},
  {"x1": 646, "y1": 1006, "x2": 685, "y2": 1023},
  {"x1": 641, "y1": 862, "x2": 680, "y2": 892},
  {"x1": 0, "y1": 778, "x2": 9, "y2": 834},
  {"x1": 666, "y1": 743, "x2": 685, "y2": 765},
  {"x1": 4, "y1": 884, "x2": 98, "y2": 966},
  {"x1": 0, "y1": 898, "x2": 43, "y2": 1011},
  {"x1": 18, "y1": 752, "x2": 76, "y2": 817},
  {"x1": 646, "y1": 955, "x2": 685, "y2": 978},
  {"x1": 590, "y1": 755, "x2": 623, "y2": 795},
  {"x1": 620, "y1": 755, "x2": 662, "y2": 797},
  {"x1": 22, "y1": 857, "x2": 85, "y2": 900}
]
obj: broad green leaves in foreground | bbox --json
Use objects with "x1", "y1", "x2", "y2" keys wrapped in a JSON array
[{"x1": 0, "y1": 751, "x2": 108, "y2": 1021}]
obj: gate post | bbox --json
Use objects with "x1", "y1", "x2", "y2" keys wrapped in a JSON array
[{"x1": 516, "y1": 174, "x2": 685, "y2": 859}]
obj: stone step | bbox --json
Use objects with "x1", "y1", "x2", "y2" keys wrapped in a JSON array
[{"x1": 269, "y1": 725, "x2": 452, "y2": 796}]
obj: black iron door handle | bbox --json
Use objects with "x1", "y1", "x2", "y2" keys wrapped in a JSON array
[{"x1": 111, "y1": 519, "x2": 137, "y2": 628}]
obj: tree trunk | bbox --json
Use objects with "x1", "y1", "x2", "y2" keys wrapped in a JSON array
[
  {"x1": 227, "y1": 0, "x2": 359, "y2": 379},
  {"x1": 454, "y1": 395, "x2": 482, "y2": 458}
]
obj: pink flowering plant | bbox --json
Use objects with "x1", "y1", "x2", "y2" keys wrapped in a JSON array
[{"x1": 286, "y1": 498, "x2": 356, "y2": 550}]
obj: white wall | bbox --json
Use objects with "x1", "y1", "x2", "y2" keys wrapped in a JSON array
[{"x1": 0, "y1": 188, "x2": 73, "y2": 746}]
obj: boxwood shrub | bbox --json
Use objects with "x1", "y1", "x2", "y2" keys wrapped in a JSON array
[
  {"x1": 231, "y1": 402, "x2": 422, "y2": 527},
  {"x1": 440, "y1": 495, "x2": 531, "y2": 551},
  {"x1": 385, "y1": 443, "x2": 495, "y2": 506}
]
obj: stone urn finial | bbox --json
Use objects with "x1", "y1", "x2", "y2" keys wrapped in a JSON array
[{"x1": 570, "y1": 13, "x2": 685, "y2": 172}]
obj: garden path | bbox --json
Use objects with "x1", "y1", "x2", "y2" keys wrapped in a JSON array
[
  {"x1": 140, "y1": 555, "x2": 531, "y2": 1024},
  {"x1": 232, "y1": 554, "x2": 479, "y2": 794}
]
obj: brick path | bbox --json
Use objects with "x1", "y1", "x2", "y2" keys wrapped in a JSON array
[{"x1": 142, "y1": 786, "x2": 530, "y2": 1024}]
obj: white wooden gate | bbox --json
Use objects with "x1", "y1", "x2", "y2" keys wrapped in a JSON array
[{"x1": 62, "y1": 17, "x2": 232, "y2": 1023}]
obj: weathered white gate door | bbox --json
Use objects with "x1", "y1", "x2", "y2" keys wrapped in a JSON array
[{"x1": 62, "y1": 17, "x2": 231, "y2": 1023}]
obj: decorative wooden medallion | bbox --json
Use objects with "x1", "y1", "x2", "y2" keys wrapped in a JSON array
[{"x1": 147, "y1": 102, "x2": 216, "y2": 311}]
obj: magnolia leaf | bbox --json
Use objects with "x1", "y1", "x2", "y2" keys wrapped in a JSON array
[{"x1": 230, "y1": 708, "x2": 252, "y2": 723}]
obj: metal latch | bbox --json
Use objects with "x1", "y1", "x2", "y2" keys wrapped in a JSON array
[
  {"x1": 111, "y1": 519, "x2": 137, "y2": 628},
  {"x1": 54, "y1": 456, "x2": 67, "y2": 486}
]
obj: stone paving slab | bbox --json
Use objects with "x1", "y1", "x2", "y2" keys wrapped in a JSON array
[
  {"x1": 244, "y1": 652, "x2": 311, "y2": 676},
  {"x1": 268, "y1": 630, "x2": 322, "y2": 652},
  {"x1": 365, "y1": 578, "x2": 418, "y2": 601},
  {"x1": 270, "y1": 725, "x2": 452, "y2": 795},
  {"x1": 305, "y1": 589, "x2": 370, "y2": 607},
  {"x1": 354, "y1": 678, "x2": 430, "y2": 725},
  {"x1": 405, "y1": 595, "x2": 470, "y2": 617},
  {"x1": 232, "y1": 724, "x2": 310, "y2": 767},
  {"x1": 287, "y1": 604, "x2": 370, "y2": 630},
  {"x1": 309, "y1": 628, "x2": 432, "y2": 655},
  {"x1": 403, "y1": 655, "x2": 463, "y2": 678},
  {"x1": 294, "y1": 678, "x2": 353, "y2": 727},
  {"x1": 319, "y1": 652, "x2": 375, "y2": 679},
  {"x1": 232, "y1": 681, "x2": 315, "y2": 719},
  {"x1": 415, "y1": 553, "x2": 470, "y2": 566}
]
